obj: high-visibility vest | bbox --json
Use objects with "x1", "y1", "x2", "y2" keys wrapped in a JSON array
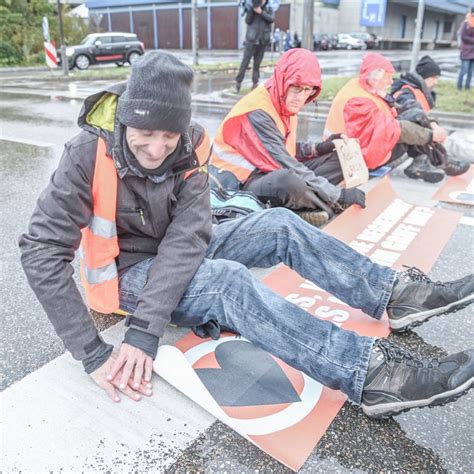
[
  {"x1": 393, "y1": 84, "x2": 431, "y2": 113},
  {"x1": 212, "y1": 85, "x2": 297, "y2": 182},
  {"x1": 324, "y1": 77, "x2": 395, "y2": 136},
  {"x1": 80, "y1": 134, "x2": 211, "y2": 313},
  {"x1": 80, "y1": 138, "x2": 120, "y2": 314}
]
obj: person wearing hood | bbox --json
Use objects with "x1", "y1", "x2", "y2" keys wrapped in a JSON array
[
  {"x1": 392, "y1": 55, "x2": 472, "y2": 168},
  {"x1": 457, "y1": 10, "x2": 474, "y2": 90},
  {"x1": 19, "y1": 51, "x2": 474, "y2": 420},
  {"x1": 324, "y1": 53, "x2": 452, "y2": 183},
  {"x1": 213, "y1": 49, "x2": 366, "y2": 227}
]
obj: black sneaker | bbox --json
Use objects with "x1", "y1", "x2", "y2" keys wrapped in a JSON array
[
  {"x1": 295, "y1": 209, "x2": 329, "y2": 227},
  {"x1": 404, "y1": 155, "x2": 445, "y2": 183},
  {"x1": 361, "y1": 339, "x2": 474, "y2": 419},
  {"x1": 441, "y1": 157, "x2": 470, "y2": 177},
  {"x1": 387, "y1": 267, "x2": 474, "y2": 332}
]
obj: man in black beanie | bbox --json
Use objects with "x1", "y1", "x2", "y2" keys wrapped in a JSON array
[
  {"x1": 392, "y1": 55, "x2": 472, "y2": 177},
  {"x1": 20, "y1": 50, "x2": 474, "y2": 420}
]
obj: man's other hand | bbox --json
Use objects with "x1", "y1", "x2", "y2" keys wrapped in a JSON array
[
  {"x1": 253, "y1": 6, "x2": 262, "y2": 13},
  {"x1": 90, "y1": 346, "x2": 153, "y2": 402},
  {"x1": 338, "y1": 187, "x2": 366, "y2": 208}
]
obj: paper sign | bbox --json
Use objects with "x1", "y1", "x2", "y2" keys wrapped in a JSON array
[{"x1": 333, "y1": 138, "x2": 369, "y2": 188}]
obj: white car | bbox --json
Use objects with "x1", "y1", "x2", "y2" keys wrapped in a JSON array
[{"x1": 336, "y1": 34, "x2": 366, "y2": 50}]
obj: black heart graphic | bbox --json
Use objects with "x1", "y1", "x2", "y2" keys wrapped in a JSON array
[{"x1": 195, "y1": 340, "x2": 301, "y2": 407}]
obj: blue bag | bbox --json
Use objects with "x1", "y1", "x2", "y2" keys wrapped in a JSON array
[{"x1": 210, "y1": 187, "x2": 266, "y2": 223}]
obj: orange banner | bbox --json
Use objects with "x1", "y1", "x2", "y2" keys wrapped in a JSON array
[
  {"x1": 433, "y1": 165, "x2": 474, "y2": 206},
  {"x1": 165, "y1": 177, "x2": 461, "y2": 471}
]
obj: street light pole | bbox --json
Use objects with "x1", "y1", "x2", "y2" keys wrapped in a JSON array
[
  {"x1": 191, "y1": 0, "x2": 199, "y2": 66},
  {"x1": 56, "y1": 0, "x2": 68, "y2": 76},
  {"x1": 302, "y1": 0, "x2": 314, "y2": 51},
  {"x1": 410, "y1": 0, "x2": 425, "y2": 71}
]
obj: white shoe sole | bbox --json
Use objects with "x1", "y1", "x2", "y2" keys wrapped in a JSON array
[{"x1": 389, "y1": 293, "x2": 474, "y2": 332}]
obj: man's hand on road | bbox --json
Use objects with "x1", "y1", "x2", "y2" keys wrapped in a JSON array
[{"x1": 90, "y1": 347, "x2": 153, "y2": 403}]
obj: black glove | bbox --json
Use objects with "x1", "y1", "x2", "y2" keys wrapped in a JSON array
[
  {"x1": 316, "y1": 133, "x2": 342, "y2": 156},
  {"x1": 338, "y1": 188, "x2": 366, "y2": 208}
]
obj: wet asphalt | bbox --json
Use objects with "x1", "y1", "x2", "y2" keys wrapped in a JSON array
[{"x1": 0, "y1": 70, "x2": 473, "y2": 472}]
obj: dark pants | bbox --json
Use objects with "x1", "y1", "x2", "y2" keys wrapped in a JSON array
[
  {"x1": 236, "y1": 42, "x2": 267, "y2": 86},
  {"x1": 242, "y1": 153, "x2": 342, "y2": 210}
]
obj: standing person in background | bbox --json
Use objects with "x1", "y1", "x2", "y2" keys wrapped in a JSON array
[
  {"x1": 236, "y1": 0, "x2": 275, "y2": 93},
  {"x1": 273, "y1": 27, "x2": 281, "y2": 52},
  {"x1": 457, "y1": 10, "x2": 474, "y2": 90},
  {"x1": 283, "y1": 29, "x2": 292, "y2": 51}
]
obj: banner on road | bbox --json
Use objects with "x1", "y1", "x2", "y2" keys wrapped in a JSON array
[{"x1": 154, "y1": 177, "x2": 461, "y2": 471}]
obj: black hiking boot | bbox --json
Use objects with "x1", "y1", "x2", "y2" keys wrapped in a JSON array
[
  {"x1": 441, "y1": 157, "x2": 470, "y2": 176},
  {"x1": 404, "y1": 155, "x2": 445, "y2": 183},
  {"x1": 387, "y1": 267, "x2": 474, "y2": 332},
  {"x1": 295, "y1": 209, "x2": 329, "y2": 227},
  {"x1": 361, "y1": 339, "x2": 474, "y2": 419}
]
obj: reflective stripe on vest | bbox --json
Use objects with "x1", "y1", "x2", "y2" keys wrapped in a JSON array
[
  {"x1": 212, "y1": 85, "x2": 297, "y2": 182},
  {"x1": 79, "y1": 137, "x2": 120, "y2": 314},
  {"x1": 393, "y1": 84, "x2": 431, "y2": 113}
]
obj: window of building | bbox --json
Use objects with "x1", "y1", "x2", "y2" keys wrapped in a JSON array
[
  {"x1": 400, "y1": 15, "x2": 407, "y2": 38},
  {"x1": 444, "y1": 21, "x2": 453, "y2": 33}
]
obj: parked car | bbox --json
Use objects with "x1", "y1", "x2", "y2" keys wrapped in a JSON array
[
  {"x1": 313, "y1": 33, "x2": 331, "y2": 51},
  {"x1": 335, "y1": 33, "x2": 366, "y2": 50},
  {"x1": 328, "y1": 34, "x2": 339, "y2": 50},
  {"x1": 60, "y1": 32, "x2": 145, "y2": 70},
  {"x1": 350, "y1": 32, "x2": 378, "y2": 49}
]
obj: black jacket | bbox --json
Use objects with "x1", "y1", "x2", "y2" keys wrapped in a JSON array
[{"x1": 245, "y1": 4, "x2": 274, "y2": 45}]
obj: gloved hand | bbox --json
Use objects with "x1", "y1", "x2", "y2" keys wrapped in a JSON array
[
  {"x1": 338, "y1": 188, "x2": 366, "y2": 208},
  {"x1": 316, "y1": 133, "x2": 342, "y2": 155}
]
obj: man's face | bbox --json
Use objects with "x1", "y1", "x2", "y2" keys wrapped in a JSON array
[
  {"x1": 285, "y1": 84, "x2": 317, "y2": 114},
  {"x1": 368, "y1": 71, "x2": 394, "y2": 97},
  {"x1": 424, "y1": 75, "x2": 439, "y2": 90},
  {"x1": 126, "y1": 127, "x2": 181, "y2": 170}
]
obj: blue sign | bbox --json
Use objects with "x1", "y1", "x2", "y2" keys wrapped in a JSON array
[{"x1": 360, "y1": 0, "x2": 387, "y2": 27}]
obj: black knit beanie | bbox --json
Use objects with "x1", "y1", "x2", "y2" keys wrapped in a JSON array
[
  {"x1": 415, "y1": 55, "x2": 441, "y2": 79},
  {"x1": 117, "y1": 50, "x2": 193, "y2": 134}
]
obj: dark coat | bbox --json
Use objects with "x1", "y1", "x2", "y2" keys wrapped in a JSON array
[
  {"x1": 245, "y1": 4, "x2": 275, "y2": 45},
  {"x1": 459, "y1": 21, "x2": 474, "y2": 60}
]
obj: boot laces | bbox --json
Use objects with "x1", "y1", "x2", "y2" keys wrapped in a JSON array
[
  {"x1": 400, "y1": 266, "x2": 446, "y2": 287},
  {"x1": 376, "y1": 339, "x2": 440, "y2": 370}
]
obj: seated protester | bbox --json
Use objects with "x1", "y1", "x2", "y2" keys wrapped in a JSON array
[
  {"x1": 324, "y1": 53, "x2": 452, "y2": 183},
  {"x1": 212, "y1": 48, "x2": 366, "y2": 228},
  {"x1": 392, "y1": 55, "x2": 472, "y2": 172},
  {"x1": 20, "y1": 51, "x2": 474, "y2": 420}
]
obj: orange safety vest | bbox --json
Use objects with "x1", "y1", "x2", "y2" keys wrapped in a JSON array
[
  {"x1": 324, "y1": 77, "x2": 395, "y2": 137},
  {"x1": 393, "y1": 84, "x2": 431, "y2": 113},
  {"x1": 212, "y1": 85, "x2": 297, "y2": 182},
  {"x1": 80, "y1": 138, "x2": 120, "y2": 314},
  {"x1": 80, "y1": 133, "x2": 211, "y2": 314}
]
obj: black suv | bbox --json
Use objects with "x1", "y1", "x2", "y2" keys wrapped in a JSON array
[{"x1": 62, "y1": 32, "x2": 145, "y2": 70}]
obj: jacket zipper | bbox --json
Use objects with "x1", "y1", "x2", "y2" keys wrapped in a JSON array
[{"x1": 120, "y1": 207, "x2": 146, "y2": 225}]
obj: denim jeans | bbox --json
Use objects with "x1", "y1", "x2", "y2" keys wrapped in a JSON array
[
  {"x1": 457, "y1": 59, "x2": 473, "y2": 89},
  {"x1": 119, "y1": 208, "x2": 396, "y2": 404}
]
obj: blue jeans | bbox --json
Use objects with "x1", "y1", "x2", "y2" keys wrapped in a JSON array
[
  {"x1": 119, "y1": 208, "x2": 396, "y2": 404},
  {"x1": 457, "y1": 59, "x2": 473, "y2": 89}
]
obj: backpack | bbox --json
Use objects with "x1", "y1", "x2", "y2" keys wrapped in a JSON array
[{"x1": 210, "y1": 187, "x2": 267, "y2": 223}]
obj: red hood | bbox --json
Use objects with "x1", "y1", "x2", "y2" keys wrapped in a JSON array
[
  {"x1": 359, "y1": 52, "x2": 395, "y2": 92},
  {"x1": 265, "y1": 49, "x2": 322, "y2": 121}
]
